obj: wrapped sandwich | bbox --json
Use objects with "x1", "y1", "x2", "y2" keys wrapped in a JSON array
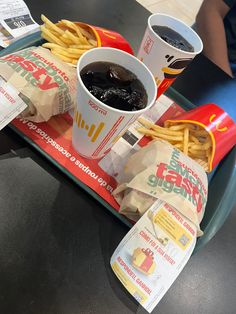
[
  {"x1": 0, "y1": 46, "x2": 77, "y2": 122},
  {"x1": 113, "y1": 140, "x2": 208, "y2": 236}
]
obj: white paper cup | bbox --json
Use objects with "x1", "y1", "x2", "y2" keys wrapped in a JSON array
[
  {"x1": 72, "y1": 47, "x2": 157, "y2": 159},
  {"x1": 137, "y1": 13, "x2": 203, "y2": 98}
]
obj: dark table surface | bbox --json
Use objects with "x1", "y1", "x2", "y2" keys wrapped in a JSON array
[{"x1": 0, "y1": 1, "x2": 236, "y2": 314}]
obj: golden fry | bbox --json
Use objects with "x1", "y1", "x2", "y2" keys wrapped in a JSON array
[
  {"x1": 47, "y1": 29, "x2": 60, "y2": 37},
  {"x1": 138, "y1": 117, "x2": 155, "y2": 128},
  {"x1": 174, "y1": 143, "x2": 183, "y2": 149},
  {"x1": 189, "y1": 148, "x2": 207, "y2": 158},
  {"x1": 53, "y1": 47, "x2": 82, "y2": 59},
  {"x1": 51, "y1": 50, "x2": 75, "y2": 63},
  {"x1": 64, "y1": 30, "x2": 81, "y2": 44},
  {"x1": 151, "y1": 137, "x2": 176, "y2": 145},
  {"x1": 41, "y1": 25, "x2": 67, "y2": 47},
  {"x1": 61, "y1": 19, "x2": 83, "y2": 38},
  {"x1": 69, "y1": 44, "x2": 93, "y2": 49},
  {"x1": 206, "y1": 147, "x2": 212, "y2": 157},
  {"x1": 168, "y1": 123, "x2": 196, "y2": 131},
  {"x1": 67, "y1": 47, "x2": 89, "y2": 54},
  {"x1": 136, "y1": 118, "x2": 212, "y2": 172},
  {"x1": 88, "y1": 39, "x2": 97, "y2": 46},
  {"x1": 152, "y1": 125, "x2": 183, "y2": 136},
  {"x1": 71, "y1": 59, "x2": 79, "y2": 65},
  {"x1": 41, "y1": 15, "x2": 97, "y2": 65},
  {"x1": 42, "y1": 42, "x2": 67, "y2": 50},
  {"x1": 192, "y1": 129, "x2": 209, "y2": 137},
  {"x1": 77, "y1": 25, "x2": 94, "y2": 39},
  {"x1": 189, "y1": 142, "x2": 211, "y2": 150},
  {"x1": 207, "y1": 149, "x2": 211, "y2": 170},
  {"x1": 138, "y1": 118, "x2": 183, "y2": 136},
  {"x1": 137, "y1": 127, "x2": 183, "y2": 141},
  {"x1": 78, "y1": 36, "x2": 90, "y2": 45},
  {"x1": 183, "y1": 127, "x2": 189, "y2": 155},
  {"x1": 41, "y1": 14, "x2": 64, "y2": 35},
  {"x1": 41, "y1": 32, "x2": 56, "y2": 44},
  {"x1": 60, "y1": 34, "x2": 74, "y2": 45},
  {"x1": 189, "y1": 135, "x2": 201, "y2": 144},
  {"x1": 60, "y1": 20, "x2": 90, "y2": 44}
]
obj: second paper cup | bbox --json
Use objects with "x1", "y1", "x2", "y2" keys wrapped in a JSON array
[
  {"x1": 72, "y1": 47, "x2": 157, "y2": 159},
  {"x1": 137, "y1": 13, "x2": 203, "y2": 98}
]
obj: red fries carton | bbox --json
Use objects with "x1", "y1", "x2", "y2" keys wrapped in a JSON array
[
  {"x1": 166, "y1": 103, "x2": 236, "y2": 171},
  {"x1": 76, "y1": 22, "x2": 134, "y2": 55}
]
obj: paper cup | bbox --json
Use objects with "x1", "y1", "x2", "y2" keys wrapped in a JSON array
[
  {"x1": 137, "y1": 14, "x2": 203, "y2": 98},
  {"x1": 72, "y1": 47, "x2": 157, "y2": 159},
  {"x1": 76, "y1": 22, "x2": 133, "y2": 55},
  {"x1": 166, "y1": 103, "x2": 236, "y2": 171}
]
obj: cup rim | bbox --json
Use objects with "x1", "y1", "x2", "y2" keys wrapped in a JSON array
[
  {"x1": 148, "y1": 13, "x2": 203, "y2": 55},
  {"x1": 77, "y1": 47, "x2": 157, "y2": 114}
]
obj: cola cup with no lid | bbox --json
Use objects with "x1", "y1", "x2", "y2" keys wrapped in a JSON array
[
  {"x1": 137, "y1": 13, "x2": 203, "y2": 98},
  {"x1": 72, "y1": 47, "x2": 157, "y2": 159}
]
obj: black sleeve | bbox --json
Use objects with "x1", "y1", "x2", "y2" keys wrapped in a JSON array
[{"x1": 224, "y1": 0, "x2": 236, "y2": 9}]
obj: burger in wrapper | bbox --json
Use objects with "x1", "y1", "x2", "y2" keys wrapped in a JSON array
[
  {"x1": 113, "y1": 140, "x2": 208, "y2": 236},
  {"x1": 0, "y1": 46, "x2": 77, "y2": 122}
]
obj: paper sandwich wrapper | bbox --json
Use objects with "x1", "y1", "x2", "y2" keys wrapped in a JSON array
[
  {"x1": 113, "y1": 140, "x2": 208, "y2": 236},
  {"x1": 0, "y1": 46, "x2": 77, "y2": 122}
]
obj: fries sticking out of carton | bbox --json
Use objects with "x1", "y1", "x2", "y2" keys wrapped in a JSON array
[
  {"x1": 137, "y1": 118, "x2": 211, "y2": 172},
  {"x1": 41, "y1": 15, "x2": 96, "y2": 65},
  {"x1": 40, "y1": 14, "x2": 133, "y2": 66},
  {"x1": 137, "y1": 103, "x2": 236, "y2": 172}
]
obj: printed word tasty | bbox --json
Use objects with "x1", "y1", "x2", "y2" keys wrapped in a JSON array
[
  {"x1": 0, "y1": 49, "x2": 69, "y2": 92},
  {"x1": 148, "y1": 163, "x2": 204, "y2": 212},
  {"x1": 147, "y1": 148, "x2": 207, "y2": 213}
]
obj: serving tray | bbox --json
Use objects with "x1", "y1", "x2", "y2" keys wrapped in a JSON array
[{"x1": 1, "y1": 31, "x2": 235, "y2": 253}]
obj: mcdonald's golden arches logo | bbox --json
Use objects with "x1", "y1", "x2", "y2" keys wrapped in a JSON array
[
  {"x1": 209, "y1": 114, "x2": 228, "y2": 132},
  {"x1": 74, "y1": 110, "x2": 105, "y2": 142},
  {"x1": 101, "y1": 30, "x2": 116, "y2": 39}
]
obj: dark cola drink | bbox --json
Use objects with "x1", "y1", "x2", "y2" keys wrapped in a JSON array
[
  {"x1": 152, "y1": 25, "x2": 194, "y2": 52},
  {"x1": 80, "y1": 61, "x2": 148, "y2": 111}
]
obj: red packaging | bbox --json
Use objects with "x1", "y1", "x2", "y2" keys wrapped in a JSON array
[
  {"x1": 166, "y1": 103, "x2": 236, "y2": 171},
  {"x1": 76, "y1": 22, "x2": 134, "y2": 55}
]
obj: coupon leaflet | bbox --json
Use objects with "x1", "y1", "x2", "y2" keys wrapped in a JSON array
[
  {"x1": 0, "y1": 77, "x2": 27, "y2": 130},
  {"x1": 111, "y1": 199, "x2": 197, "y2": 313}
]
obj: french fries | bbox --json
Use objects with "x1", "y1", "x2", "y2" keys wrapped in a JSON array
[
  {"x1": 40, "y1": 14, "x2": 97, "y2": 66},
  {"x1": 137, "y1": 117, "x2": 212, "y2": 172}
]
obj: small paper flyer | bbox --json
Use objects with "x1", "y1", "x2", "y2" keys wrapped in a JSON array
[
  {"x1": 110, "y1": 199, "x2": 197, "y2": 313},
  {"x1": 0, "y1": 77, "x2": 27, "y2": 130},
  {"x1": 0, "y1": 0, "x2": 39, "y2": 47}
]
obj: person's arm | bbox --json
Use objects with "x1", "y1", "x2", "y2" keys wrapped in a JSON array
[{"x1": 196, "y1": 0, "x2": 233, "y2": 77}]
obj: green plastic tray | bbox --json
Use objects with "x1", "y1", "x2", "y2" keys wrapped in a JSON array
[{"x1": 1, "y1": 31, "x2": 235, "y2": 253}]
